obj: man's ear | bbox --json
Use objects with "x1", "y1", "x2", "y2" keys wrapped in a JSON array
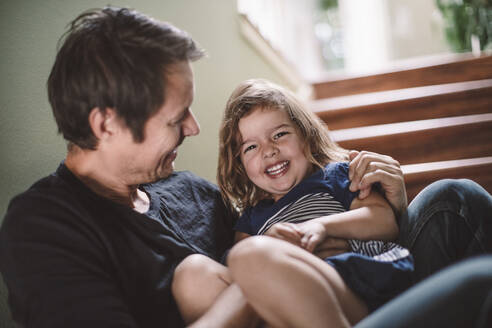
[{"x1": 88, "y1": 107, "x2": 119, "y2": 141}]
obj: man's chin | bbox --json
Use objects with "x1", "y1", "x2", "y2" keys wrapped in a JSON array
[{"x1": 157, "y1": 162, "x2": 175, "y2": 180}]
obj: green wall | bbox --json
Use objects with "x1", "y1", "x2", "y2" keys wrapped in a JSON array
[{"x1": 0, "y1": 0, "x2": 287, "y2": 325}]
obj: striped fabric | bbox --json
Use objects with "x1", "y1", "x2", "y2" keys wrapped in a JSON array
[{"x1": 257, "y1": 192, "x2": 410, "y2": 262}]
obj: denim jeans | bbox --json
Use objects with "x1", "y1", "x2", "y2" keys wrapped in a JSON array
[{"x1": 356, "y1": 179, "x2": 492, "y2": 328}]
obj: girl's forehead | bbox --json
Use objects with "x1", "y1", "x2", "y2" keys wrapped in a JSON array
[{"x1": 240, "y1": 106, "x2": 288, "y2": 122}]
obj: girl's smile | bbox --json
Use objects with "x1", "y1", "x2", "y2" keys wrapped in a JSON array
[{"x1": 265, "y1": 160, "x2": 289, "y2": 177}]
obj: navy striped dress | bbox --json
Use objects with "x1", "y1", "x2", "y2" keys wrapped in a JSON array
[{"x1": 235, "y1": 162, "x2": 414, "y2": 311}]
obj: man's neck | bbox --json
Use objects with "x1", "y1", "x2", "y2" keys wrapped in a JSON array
[{"x1": 65, "y1": 147, "x2": 149, "y2": 211}]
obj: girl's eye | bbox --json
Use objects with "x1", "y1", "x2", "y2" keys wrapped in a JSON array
[
  {"x1": 243, "y1": 144, "x2": 256, "y2": 154},
  {"x1": 273, "y1": 131, "x2": 289, "y2": 140}
]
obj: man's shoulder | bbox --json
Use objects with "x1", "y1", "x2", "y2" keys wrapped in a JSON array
[
  {"x1": 7, "y1": 169, "x2": 72, "y2": 210},
  {"x1": 1, "y1": 164, "x2": 103, "y2": 237}
]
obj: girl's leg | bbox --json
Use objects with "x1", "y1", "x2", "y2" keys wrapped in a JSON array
[
  {"x1": 172, "y1": 254, "x2": 261, "y2": 328},
  {"x1": 172, "y1": 254, "x2": 232, "y2": 324},
  {"x1": 399, "y1": 179, "x2": 492, "y2": 281},
  {"x1": 228, "y1": 236, "x2": 368, "y2": 328}
]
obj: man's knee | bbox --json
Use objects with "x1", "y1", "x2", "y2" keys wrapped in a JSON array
[{"x1": 412, "y1": 179, "x2": 489, "y2": 207}]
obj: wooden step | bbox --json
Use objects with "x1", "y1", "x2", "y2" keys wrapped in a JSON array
[
  {"x1": 312, "y1": 79, "x2": 492, "y2": 130},
  {"x1": 331, "y1": 113, "x2": 492, "y2": 165},
  {"x1": 311, "y1": 53, "x2": 492, "y2": 99},
  {"x1": 402, "y1": 157, "x2": 492, "y2": 201}
]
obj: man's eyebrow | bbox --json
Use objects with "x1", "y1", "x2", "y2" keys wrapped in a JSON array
[{"x1": 173, "y1": 107, "x2": 189, "y2": 123}]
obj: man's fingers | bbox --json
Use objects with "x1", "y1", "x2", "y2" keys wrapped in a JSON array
[
  {"x1": 349, "y1": 155, "x2": 401, "y2": 191},
  {"x1": 358, "y1": 187, "x2": 371, "y2": 199},
  {"x1": 359, "y1": 169, "x2": 403, "y2": 190}
]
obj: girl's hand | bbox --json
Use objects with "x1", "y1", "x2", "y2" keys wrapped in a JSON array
[
  {"x1": 295, "y1": 220, "x2": 328, "y2": 253},
  {"x1": 264, "y1": 222, "x2": 302, "y2": 246}
]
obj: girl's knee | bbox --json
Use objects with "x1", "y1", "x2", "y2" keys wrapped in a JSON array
[
  {"x1": 228, "y1": 236, "x2": 304, "y2": 286},
  {"x1": 174, "y1": 254, "x2": 210, "y2": 279},
  {"x1": 173, "y1": 254, "x2": 226, "y2": 296},
  {"x1": 228, "y1": 236, "x2": 280, "y2": 270}
]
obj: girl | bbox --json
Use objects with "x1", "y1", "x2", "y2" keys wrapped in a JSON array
[{"x1": 172, "y1": 79, "x2": 413, "y2": 327}]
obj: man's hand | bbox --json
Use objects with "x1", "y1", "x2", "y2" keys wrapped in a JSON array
[{"x1": 348, "y1": 150, "x2": 408, "y2": 217}]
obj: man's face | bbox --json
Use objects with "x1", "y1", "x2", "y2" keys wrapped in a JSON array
[{"x1": 110, "y1": 61, "x2": 200, "y2": 185}]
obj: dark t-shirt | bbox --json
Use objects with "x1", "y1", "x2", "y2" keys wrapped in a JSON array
[{"x1": 0, "y1": 163, "x2": 235, "y2": 327}]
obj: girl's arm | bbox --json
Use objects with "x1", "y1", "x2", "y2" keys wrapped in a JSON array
[
  {"x1": 295, "y1": 190, "x2": 398, "y2": 252},
  {"x1": 237, "y1": 225, "x2": 352, "y2": 258}
]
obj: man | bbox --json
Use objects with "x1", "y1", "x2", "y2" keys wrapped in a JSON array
[
  {"x1": 0, "y1": 7, "x2": 234, "y2": 327},
  {"x1": 0, "y1": 6, "x2": 491, "y2": 328}
]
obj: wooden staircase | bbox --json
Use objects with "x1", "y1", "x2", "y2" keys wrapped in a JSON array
[{"x1": 310, "y1": 53, "x2": 492, "y2": 202}]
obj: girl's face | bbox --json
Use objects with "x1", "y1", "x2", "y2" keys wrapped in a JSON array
[{"x1": 238, "y1": 107, "x2": 313, "y2": 202}]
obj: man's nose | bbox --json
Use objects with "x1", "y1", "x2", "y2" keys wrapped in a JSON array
[{"x1": 182, "y1": 109, "x2": 200, "y2": 137}]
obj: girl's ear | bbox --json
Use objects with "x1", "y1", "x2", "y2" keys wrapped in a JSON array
[{"x1": 88, "y1": 107, "x2": 120, "y2": 142}]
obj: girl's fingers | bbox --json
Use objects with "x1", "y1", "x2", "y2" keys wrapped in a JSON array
[{"x1": 306, "y1": 235, "x2": 321, "y2": 253}]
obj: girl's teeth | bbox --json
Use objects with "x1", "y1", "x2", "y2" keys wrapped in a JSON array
[{"x1": 267, "y1": 161, "x2": 288, "y2": 174}]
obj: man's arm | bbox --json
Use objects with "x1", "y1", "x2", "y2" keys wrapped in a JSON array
[{"x1": 0, "y1": 197, "x2": 139, "y2": 328}]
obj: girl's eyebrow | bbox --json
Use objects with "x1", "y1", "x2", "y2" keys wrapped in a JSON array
[
  {"x1": 240, "y1": 123, "x2": 292, "y2": 147},
  {"x1": 271, "y1": 123, "x2": 291, "y2": 131}
]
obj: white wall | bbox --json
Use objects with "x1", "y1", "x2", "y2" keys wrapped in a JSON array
[{"x1": 338, "y1": 0, "x2": 450, "y2": 74}]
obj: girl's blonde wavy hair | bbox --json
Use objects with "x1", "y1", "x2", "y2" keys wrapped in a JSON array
[{"x1": 217, "y1": 79, "x2": 348, "y2": 213}]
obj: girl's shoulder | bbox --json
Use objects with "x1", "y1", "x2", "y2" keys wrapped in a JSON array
[
  {"x1": 322, "y1": 161, "x2": 350, "y2": 177},
  {"x1": 320, "y1": 161, "x2": 357, "y2": 210}
]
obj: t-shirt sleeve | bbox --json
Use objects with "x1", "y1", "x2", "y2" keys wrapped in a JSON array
[
  {"x1": 234, "y1": 208, "x2": 254, "y2": 235},
  {"x1": 324, "y1": 162, "x2": 359, "y2": 210}
]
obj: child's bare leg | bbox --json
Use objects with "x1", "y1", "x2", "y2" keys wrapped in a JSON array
[
  {"x1": 190, "y1": 283, "x2": 261, "y2": 328},
  {"x1": 172, "y1": 254, "x2": 232, "y2": 323},
  {"x1": 172, "y1": 254, "x2": 261, "y2": 328},
  {"x1": 228, "y1": 236, "x2": 368, "y2": 328}
]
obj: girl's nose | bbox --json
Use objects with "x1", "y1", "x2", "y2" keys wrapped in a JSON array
[{"x1": 263, "y1": 144, "x2": 279, "y2": 158}]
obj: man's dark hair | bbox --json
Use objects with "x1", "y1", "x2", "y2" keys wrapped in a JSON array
[{"x1": 48, "y1": 7, "x2": 205, "y2": 149}]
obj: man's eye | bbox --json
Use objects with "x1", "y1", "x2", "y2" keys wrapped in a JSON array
[
  {"x1": 273, "y1": 131, "x2": 288, "y2": 140},
  {"x1": 243, "y1": 145, "x2": 256, "y2": 153}
]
